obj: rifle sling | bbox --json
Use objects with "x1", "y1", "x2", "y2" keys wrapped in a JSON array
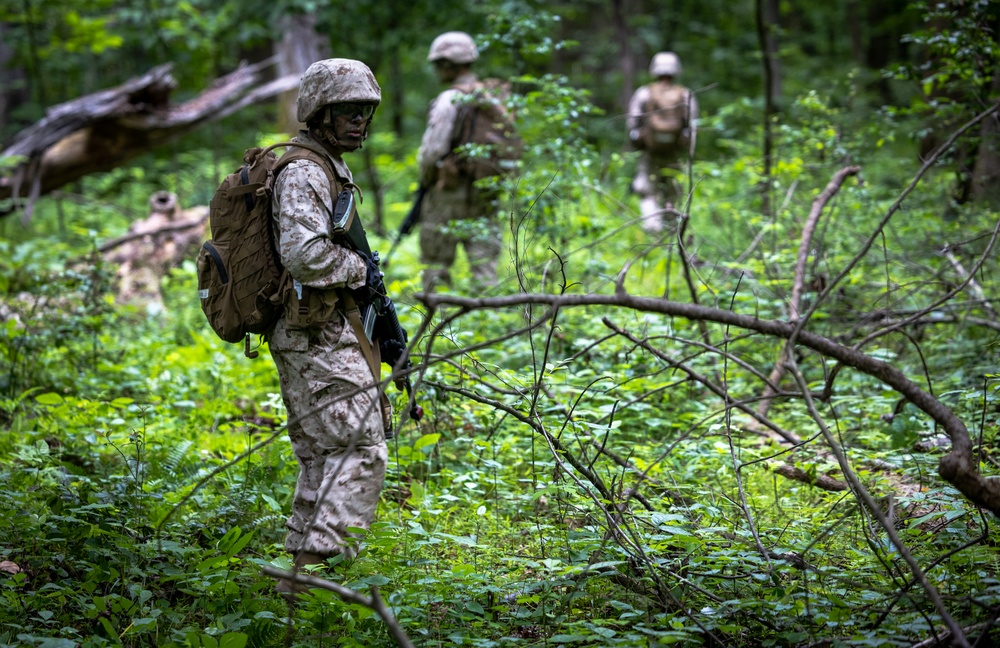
[{"x1": 339, "y1": 290, "x2": 393, "y2": 429}]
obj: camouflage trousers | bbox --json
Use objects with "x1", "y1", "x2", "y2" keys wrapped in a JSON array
[
  {"x1": 632, "y1": 152, "x2": 685, "y2": 234},
  {"x1": 269, "y1": 315, "x2": 388, "y2": 558},
  {"x1": 419, "y1": 183, "x2": 502, "y2": 292}
]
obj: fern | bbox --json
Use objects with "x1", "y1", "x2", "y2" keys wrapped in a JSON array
[{"x1": 162, "y1": 439, "x2": 194, "y2": 475}]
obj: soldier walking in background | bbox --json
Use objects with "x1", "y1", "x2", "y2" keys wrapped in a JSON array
[
  {"x1": 627, "y1": 51, "x2": 698, "y2": 234},
  {"x1": 416, "y1": 31, "x2": 505, "y2": 292}
]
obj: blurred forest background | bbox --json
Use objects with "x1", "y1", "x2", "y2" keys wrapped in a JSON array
[{"x1": 2, "y1": 1, "x2": 1000, "y2": 647}]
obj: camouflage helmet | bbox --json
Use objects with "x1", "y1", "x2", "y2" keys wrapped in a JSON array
[
  {"x1": 427, "y1": 31, "x2": 479, "y2": 64},
  {"x1": 649, "y1": 51, "x2": 682, "y2": 77},
  {"x1": 296, "y1": 58, "x2": 381, "y2": 123}
]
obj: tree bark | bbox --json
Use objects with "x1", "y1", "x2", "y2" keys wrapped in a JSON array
[
  {"x1": 1, "y1": 59, "x2": 300, "y2": 220},
  {"x1": 0, "y1": 23, "x2": 30, "y2": 137},
  {"x1": 972, "y1": 69, "x2": 1000, "y2": 204},
  {"x1": 275, "y1": 13, "x2": 328, "y2": 136},
  {"x1": 612, "y1": 0, "x2": 636, "y2": 116},
  {"x1": 755, "y1": 0, "x2": 780, "y2": 217}
]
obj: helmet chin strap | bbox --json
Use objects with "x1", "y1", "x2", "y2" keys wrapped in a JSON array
[{"x1": 314, "y1": 107, "x2": 342, "y2": 149}]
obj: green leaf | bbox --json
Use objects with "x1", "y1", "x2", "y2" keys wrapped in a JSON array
[
  {"x1": 35, "y1": 392, "x2": 64, "y2": 405},
  {"x1": 414, "y1": 433, "x2": 441, "y2": 452},
  {"x1": 219, "y1": 632, "x2": 248, "y2": 648}
]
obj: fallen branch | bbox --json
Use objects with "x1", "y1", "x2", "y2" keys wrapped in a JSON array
[
  {"x1": 755, "y1": 165, "x2": 861, "y2": 423},
  {"x1": 770, "y1": 463, "x2": 848, "y2": 491},
  {"x1": 942, "y1": 245, "x2": 998, "y2": 320},
  {"x1": 1, "y1": 58, "x2": 299, "y2": 219},
  {"x1": 260, "y1": 567, "x2": 414, "y2": 648},
  {"x1": 786, "y1": 361, "x2": 968, "y2": 647},
  {"x1": 416, "y1": 289, "x2": 1000, "y2": 517}
]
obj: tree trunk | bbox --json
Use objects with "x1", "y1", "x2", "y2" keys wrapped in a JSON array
[
  {"x1": 0, "y1": 23, "x2": 30, "y2": 138},
  {"x1": 756, "y1": 0, "x2": 780, "y2": 217},
  {"x1": 971, "y1": 50, "x2": 1000, "y2": 204},
  {"x1": 612, "y1": 0, "x2": 636, "y2": 116},
  {"x1": 275, "y1": 14, "x2": 329, "y2": 136},
  {"x1": 847, "y1": 1, "x2": 865, "y2": 64}
]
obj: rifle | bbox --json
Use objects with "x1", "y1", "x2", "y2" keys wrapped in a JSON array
[
  {"x1": 381, "y1": 185, "x2": 427, "y2": 267},
  {"x1": 332, "y1": 189, "x2": 423, "y2": 422}
]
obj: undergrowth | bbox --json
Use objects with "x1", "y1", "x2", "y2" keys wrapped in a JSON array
[{"x1": 1, "y1": 85, "x2": 999, "y2": 647}]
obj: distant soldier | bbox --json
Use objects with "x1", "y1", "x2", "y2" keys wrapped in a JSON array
[
  {"x1": 416, "y1": 31, "x2": 505, "y2": 291},
  {"x1": 627, "y1": 51, "x2": 698, "y2": 233},
  {"x1": 104, "y1": 191, "x2": 206, "y2": 313}
]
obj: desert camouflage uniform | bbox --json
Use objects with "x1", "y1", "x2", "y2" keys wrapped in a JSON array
[
  {"x1": 269, "y1": 131, "x2": 388, "y2": 558},
  {"x1": 417, "y1": 71, "x2": 502, "y2": 292},
  {"x1": 627, "y1": 82, "x2": 698, "y2": 233}
]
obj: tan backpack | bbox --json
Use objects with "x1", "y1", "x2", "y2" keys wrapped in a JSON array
[
  {"x1": 196, "y1": 141, "x2": 336, "y2": 353},
  {"x1": 443, "y1": 78, "x2": 523, "y2": 183},
  {"x1": 641, "y1": 80, "x2": 691, "y2": 155}
]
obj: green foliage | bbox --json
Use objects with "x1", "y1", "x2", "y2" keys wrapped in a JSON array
[{"x1": 3, "y1": 2, "x2": 1000, "y2": 647}]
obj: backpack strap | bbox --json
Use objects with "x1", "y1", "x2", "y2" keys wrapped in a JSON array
[{"x1": 269, "y1": 141, "x2": 343, "y2": 194}]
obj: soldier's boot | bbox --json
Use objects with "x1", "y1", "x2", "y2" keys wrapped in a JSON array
[{"x1": 640, "y1": 196, "x2": 664, "y2": 234}]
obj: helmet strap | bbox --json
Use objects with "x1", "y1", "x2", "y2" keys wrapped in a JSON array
[{"x1": 315, "y1": 106, "x2": 341, "y2": 148}]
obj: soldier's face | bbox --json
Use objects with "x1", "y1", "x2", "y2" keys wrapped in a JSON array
[
  {"x1": 329, "y1": 103, "x2": 375, "y2": 151},
  {"x1": 433, "y1": 60, "x2": 460, "y2": 83}
]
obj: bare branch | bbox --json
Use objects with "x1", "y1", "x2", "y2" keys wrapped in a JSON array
[
  {"x1": 786, "y1": 360, "x2": 968, "y2": 647},
  {"x1": 416, "y1": 289, "x2": 1000, "y2": 515},
  {"x1": 756, "y1": 165, "x2": 860, "y2": 423},
  {"x1": 770, "y1": 463, "x2": 848, "y2": 491},
  {"x1": 260, "y1": 567, "x2": 414, "y2": 648},
  {"x1": 1, "y1": 59, "x2": 299, "y2": 218}
]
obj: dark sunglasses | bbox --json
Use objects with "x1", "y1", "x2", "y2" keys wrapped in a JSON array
[{"x1": 329, "y1": 103, "x2": 376, "y2": 120}]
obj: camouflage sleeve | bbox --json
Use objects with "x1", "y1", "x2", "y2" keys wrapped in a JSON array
[
  {"x1": 626, "y1": 86, "x2": 649, "y2": 132},
  {"x1": 417, "y1": 89, "x2": 460, "y2": 185},
  {"x1": 273, "y1": 160, "x2": 367, "y2": 290}
]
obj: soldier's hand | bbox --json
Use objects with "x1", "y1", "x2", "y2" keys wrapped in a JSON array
[{"x1": 361, "y1": 254, "x2": 383, "y2": 291}]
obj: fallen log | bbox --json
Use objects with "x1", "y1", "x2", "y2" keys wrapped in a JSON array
[{"x1": 0, "y1": 59, "x2": 299, "y2": 220}]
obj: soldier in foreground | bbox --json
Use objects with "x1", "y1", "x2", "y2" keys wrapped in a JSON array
[
  {"x1": 267, "y1": 58, "x2": 390, "y2": 598},
  {"x1": 627, "y1": 51, "x2": 698, "y2": 233}
]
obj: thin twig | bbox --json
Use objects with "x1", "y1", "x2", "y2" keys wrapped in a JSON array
[{"x1": 786, "y1": 360, "x2": 968, "y2": 648}]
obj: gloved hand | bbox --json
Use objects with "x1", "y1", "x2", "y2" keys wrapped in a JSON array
[
  {"x1": 379, "y1": 337, "x2": 407, "y2": 369},
  {"x1": 360, "y1": 253, "x2": 383, "y2": 292}
]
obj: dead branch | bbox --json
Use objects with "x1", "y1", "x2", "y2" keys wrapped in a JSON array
[
  {"x1": 1, "y1": 58, "x2": 299, "y2": 219},
  {"x1": 797, "y1": 102, "x2": 999, "y2": 332},
  {"x1": 98, "y1": 213, "x2": 208, "y2": 253},
  {"x1": 770, "y1": 463, "x2": 848, "y2": 491},
  {"x1": 942, "y1": 245, "x2": 998, "y2": 320},
  {"x1": 790, "y1": 167, "x2": 862, "y2": 320},
  {"x1": 259, "y1": 567, "x2": 414, "y2": 648},
  {"x1": 602, "y1": 317, "x2": 802, "y2": 444},
  {"x1": 786, "y1": 361, "x2": 968, "y2": 647},
  {"x1": 416, "y1": 289, "x2": 1000, "y2": 517},
  {"x1": 755, "y1": 165, "x2": 861, "y2": 423}
]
